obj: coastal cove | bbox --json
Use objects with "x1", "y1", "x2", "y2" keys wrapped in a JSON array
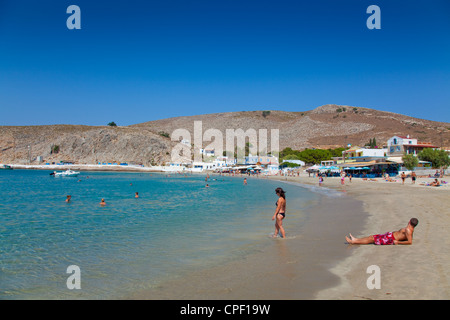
[
  {"x1": 1, "y1": 168, "x2": 448, "y2": 300},
  {"x1": 0, "y1": 168, "x2": 367, "y2": 300}
]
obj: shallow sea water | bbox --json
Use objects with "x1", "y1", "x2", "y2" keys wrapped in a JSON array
[{"x1": 0, "y1": 170, "x2": 328, "y2": 299}]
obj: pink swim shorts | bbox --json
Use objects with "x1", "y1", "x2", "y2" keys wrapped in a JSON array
[{"x1": 373, "y1": 232, "x2": 395, "y2": 245}]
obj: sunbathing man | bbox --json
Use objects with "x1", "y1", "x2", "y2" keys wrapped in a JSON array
[
  {"x1": 430, "y1": 179, "x2": 440, "y2": 187},
  {"x1": 345, "y1": 218, "x2": 418, "y2": 245}
]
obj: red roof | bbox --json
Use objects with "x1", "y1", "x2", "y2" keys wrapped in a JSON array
[{"x1": 406, "y1": 144, "x2": 438, "y2": 148}]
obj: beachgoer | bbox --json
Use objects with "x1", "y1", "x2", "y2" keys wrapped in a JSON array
[
  {"x1": 272, "y1": 187, "x2": 286, "y2": 238},
  {"x1": 401, "y1": 172, "x2": 406, "y2": 185},
  {"x1": 66, "y1": 195, "x2": 71, "y2": 203},
  {"x1": 430, "y1": 179, "x2": 440, "y2": 187},
  {"x1": 345, "y1": 218, "x2": 418, "y2": 245},
  {"x1": 244, "y1": 178, "x2": 247, "y2": 185},
  {"x1": 411, "y1": 172, "x2": 417, "y2": 184},
  {"x1": 100, "y1": 198, "x2": 106, "y2": 206},
  {"x1": 319, "y1": 176, "x2": 323, "y2": 186},
  {"x1": 135, "y1": 192, "x2": 139, "y2": 198},
  {"x1": 205, "y1": 184, "x2": 209, "y2": 188}
]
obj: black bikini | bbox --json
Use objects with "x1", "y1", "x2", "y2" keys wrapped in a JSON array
[{"x1": 276, "y1": 200, "x2": 285, "y2": 218}]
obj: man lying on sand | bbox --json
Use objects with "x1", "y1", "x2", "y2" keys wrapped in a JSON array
[{"x1": 345, "y1": 218, "x2": 418, "y2": 245}]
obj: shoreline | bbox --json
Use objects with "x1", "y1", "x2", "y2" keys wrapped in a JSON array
[
  {"x1": 3, "y1": 166, "x2": 449, "y2": 299},
  {"x1": 265, "y1": 174, "x2": 449, "y2": 299},
  {"x1": 128, "y1": 180, "x2": 367, "y2": 300},
  {"x1": 6, "y1": 163, "x2": 165, "y2": 172}
]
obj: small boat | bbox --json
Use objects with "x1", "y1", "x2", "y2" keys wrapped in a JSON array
[
  {"x1": 50, "y1": 169, "x2": 80, "y2": 177},
  {"x1": 0, "y1": 164, "x2": 13, "y2": 170}
]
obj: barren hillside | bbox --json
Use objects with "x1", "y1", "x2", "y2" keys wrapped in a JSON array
[
  {"x1": 133, "y1": 104, "x2": 450, "y2": 150},
  {"x1": 1, "y1": 104, "x2": 449, "y2": 165}
]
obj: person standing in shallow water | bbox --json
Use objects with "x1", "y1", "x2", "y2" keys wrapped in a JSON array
[{"x1": 272, "y1": 187, "x2": 286, "y2": 238}]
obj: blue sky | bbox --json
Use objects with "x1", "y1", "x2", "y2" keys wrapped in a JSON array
[{"x1": 1, "y1": 0, "x2": 449, "y2": 126}]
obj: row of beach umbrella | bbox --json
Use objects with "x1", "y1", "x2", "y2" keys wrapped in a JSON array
[{"x1": 306, "y1": 165, "x2": 371, "y2": 172}]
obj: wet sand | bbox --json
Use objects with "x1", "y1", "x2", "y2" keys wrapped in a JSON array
[{"x1": 129, "y1": 179, "x2": 367, "y2": 300}]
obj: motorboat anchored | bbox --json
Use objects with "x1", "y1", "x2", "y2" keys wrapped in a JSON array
[{"x1": 50, "y1": 169, "x2": 80, "y2": 177}]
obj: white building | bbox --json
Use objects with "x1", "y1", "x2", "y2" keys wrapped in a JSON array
[
  {"x1": 245, "y1": 154, "x2": 279, "y2": 165},
  {"x1": 200, "y1": 149, "x2": 215, "y2": 157},
  {"x1": 387, "y1": 135, "x2": 438, "y2": 157},
  {"x1": 343, "y1": 146, "x2": 387, "y2": 159}
]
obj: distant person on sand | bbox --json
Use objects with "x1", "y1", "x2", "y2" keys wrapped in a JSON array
[
  {"x1": 100, "y1": 198, "x2": 106, "y2": 206},
  {"x1": 411, "y1": 172, "x2": 417, "y2": 184},
  {"x1": 345, "y1": 218, "x2": 418, "y2": 245},
  {"x1": 401, "y1": 172, "x2": 406, "y2": 185},
  {"x1": 272, "y1": 187, "x2": 286, "y2": 238}
]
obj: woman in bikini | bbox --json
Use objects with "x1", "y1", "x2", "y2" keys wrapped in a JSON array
[{"x1": 272, "y1": 187, "x2": 286, "y2": 238}]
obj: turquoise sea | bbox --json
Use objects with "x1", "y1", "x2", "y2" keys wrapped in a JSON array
[{"x1": 0, "y1": 169, "x2": 327, "y2": 299}]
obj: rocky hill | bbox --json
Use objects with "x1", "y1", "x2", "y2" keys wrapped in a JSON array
[{"x1": 1, "y1": 104, "x2": 449, "y2": 165}]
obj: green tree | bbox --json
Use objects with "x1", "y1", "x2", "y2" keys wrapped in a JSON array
[
  {"x1": 402, "y1": 154, "x2": 419, "y2": 170},
  {"x1": 283, "y1": 154, "x2": 300, "y2": 160},
  {"x1": 280, "y1": 147, "x2": 344, "y2": 164},
  {"x1": 158, "y1": 131, "x2": 170, "y2": 138},
  {"x1": 107, "y1": 122, "x2": 117, "y2": 127},
  {"x1": 50, "y1": 144, "x2": 60, "y2": 154},
  {"x1": 418, "y1": 148, "x2": 450, "y2": 168},
  {"x1": 262, "y1": 111, "x2": 271, "y2": 118},
  {"x1": 365, "y1": 138, "x2": 377, "y2": 148}
]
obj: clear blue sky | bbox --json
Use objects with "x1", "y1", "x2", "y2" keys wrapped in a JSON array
[{"x1": 1, "y1": 0, "x2": 449, "y2": 126}]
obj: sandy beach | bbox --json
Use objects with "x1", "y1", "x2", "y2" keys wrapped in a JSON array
[
  {"x1": 128, "y1": 172, "x2": 449, "y2": 300},
  {"x1": 272, "y1": 174, "x2": 450, "y2": 300}
]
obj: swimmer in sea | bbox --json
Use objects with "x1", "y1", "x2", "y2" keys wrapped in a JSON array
[
  {"x1": 100, "y1": 198, "x2": 106, "y2": 206},
  {"x1": 135, "y1": 192, "x2": 139, "y2": 198},
  {"x1": 66, "y1": 195, "x2": 71, "y2": 203},
  {"x1": 272, "y1": 187, "x2": 286, "y2": 238}
]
